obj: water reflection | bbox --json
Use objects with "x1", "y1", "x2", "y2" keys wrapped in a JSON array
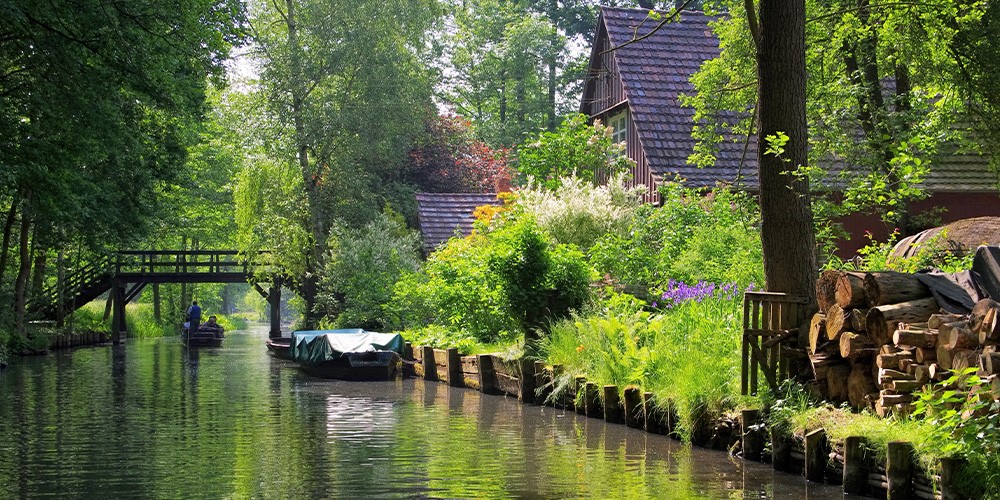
[{"x1": 0, "y1": 327, "x2": 845, "y2": 499}]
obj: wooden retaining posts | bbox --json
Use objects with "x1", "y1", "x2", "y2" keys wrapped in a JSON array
[
  {"x1": 49, "y1": 331, "x2": 108, "y2": 350},
  {"x1": 403, "y1": 345, "x2": 967, "y2": 500}
]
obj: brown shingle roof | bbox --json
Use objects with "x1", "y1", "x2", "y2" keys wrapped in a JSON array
[
  {"x1": 590, "y1": 7, "x2": 995, "y2": 192},
  {"x1": 414, "y1": 193, "x2": 501, "y2": 252}
]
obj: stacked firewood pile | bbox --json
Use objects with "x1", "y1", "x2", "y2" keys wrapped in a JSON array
[{"x1": 809, "y1": 269, "x2": 1000, "y2": 417}]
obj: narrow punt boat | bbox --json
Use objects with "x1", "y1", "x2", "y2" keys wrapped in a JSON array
[
  {"x1": 290, "y1": 329, "x2": 403, "y2": 380},
  {"x1": 265, "y1": 337, "x2": 292, "y2": 360},
  {"x1": 182, "y1": 324, "x2": 225, "y2": 347}
]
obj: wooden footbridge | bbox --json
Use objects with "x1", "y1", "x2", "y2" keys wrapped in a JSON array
[{"x1": 29, "y1": 250, "x2": 283, "y2": 342}]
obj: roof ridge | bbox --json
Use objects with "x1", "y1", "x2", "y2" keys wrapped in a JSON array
[{"x1": 599, "y1": 6, "x2": 710, "y2": 15}]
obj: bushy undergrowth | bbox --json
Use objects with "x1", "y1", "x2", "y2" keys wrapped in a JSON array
[
  {"x1": 826, "y1": 228, "x2": 974, "y2": 273},
  {"x1": 319, "y1": 212, "x2": 422, "y2": 330},
  {"x1": 71, "y1": 301, "x2": 247, "y2": 338},
  {"x1": 541, "y1": 286, "x2": 746, "y2": 441},
  {"x1": 393, "y1": 215, "x2": 594, "y2": 347},
  {"x1": 589, "y1": 182, "x2": 763, "y2": 294}
]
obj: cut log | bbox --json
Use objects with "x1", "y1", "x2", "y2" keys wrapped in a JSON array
[
  {"x1": 879, "y1": 369, "x2": 914, "y2": 383},
  {"x1": 928, "y1": 363, "x2": 947, "y2": 381},
  {"x1": 970, "y1": 299, "x2": 1000, "y2": 334},
  {"x1": 876, "y1": 351, "x2": 914, "y2": 371},
  {"x1": 865, "y1": 297, "x2": 940, "y2": 346},
  {"x1": 980, "y1": 353, "x2": 1000, "y2": 375},
  {"x1": 979, "y1": 308, "x2": 999, "y2": 345},
  {"x1": 892, "y1": 380, "x2": 924, "y2": 392},
  {"x1": 880, "y1": 344, "x2": 904, "y2": 355},
  {"x1": 816, "y1": 269, "x2": 842, "y2": 314},
  {"x1": 850, "y1": 308, "x2": 869, "y2": 332},
  {"x1": 809, "y1": 313, "x2": 826, "y2": 355},
  {"x1": 929, "y1": 313, "x2": 966, "y2": 330},
  {"x1": 952, "y1": 350, "x2": 979, "y2": 373},
  {"x1": 915, "y1": 347, "x2": 936, "y2": 364},
  {"x1": 848, "y1": 363, "x2": 878, "y2": 409},
  {"x1": 880, "y1": 392, "x2": 914, "y2": 405},
  {"x1": 939, "y1": 322, "x2": 978, "y2": 350},
  {"x1": 826, "y1": 363, "x2": 852, "y2": 402},
  {"x1": 936, "y1": 345, "x2": 955, "y2": 370},
  {"x1": 836, "y1": 271, "x2": 867, "y2": 309},
  {"x1": 893, "y1": 329, "x2": 938, "y2": 349},
  {"x1": 810, "y1": 352, "x2": 841, "y2": 381},
  {"x1": 825, "y1": 304, "x2": 850, "y2": 341},
  {"x1": 840, "y1": 332, "x2": 876, "y2": 359},
  {"x1": 863, "y1": 271, "x2": 932, "y2": 307},
  {"x1": 913, "y1": 364, "x2": 931, "y2": 384}
]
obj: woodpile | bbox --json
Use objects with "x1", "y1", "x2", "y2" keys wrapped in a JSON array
[{"x1": 811, "y1": 270, "x2": 1000, "y2": 416}]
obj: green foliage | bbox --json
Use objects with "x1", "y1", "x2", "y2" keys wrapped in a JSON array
[
  {"x1": 912, "y1": 369, "x2": 1000, "y2": 497},
  {"x1": 826, "y1": 229, "x2": 974, "y2": 273},
  {"x1": 515, "y1": 114, "x2": 633, "y2": 189},
  {"x1": 392, "y1": 213, "x2": 594, "y2": 344},
  {"x1": 541, "y1": 289, "x2": 744, "y2": 442},
  {"x1": 589, "y1": 182, "x2": 763, "y2": 292},
  {"x1": 399, "y1": 324, "x2": 480, "y2": 354},
  {"x1": 515, "y1": 173, "x2": 644, "y2": 251},
  {"x1": 318, "y1": 212, "x2": 422, "y2": 330}
]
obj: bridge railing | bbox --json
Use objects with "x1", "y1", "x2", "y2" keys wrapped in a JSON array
[{"x1": 115, "y1": 250, "x2": 251, "y2": 275}]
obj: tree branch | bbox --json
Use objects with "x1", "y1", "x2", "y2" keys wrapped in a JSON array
[{"x1": 600, "y1": 0, "x2": 699, "y2": 55}]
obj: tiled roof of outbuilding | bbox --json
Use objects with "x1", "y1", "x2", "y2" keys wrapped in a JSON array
[
  {"x1": 414, "y1": 193, "x2": 501, "y2": 252},
  {"x1": 592, "y1": 7, "x2": 996, "y2": 192}
]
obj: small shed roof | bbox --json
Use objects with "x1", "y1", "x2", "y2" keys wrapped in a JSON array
[{"x1": 414, "y1": 193, "x2": 501, "y2": 252}]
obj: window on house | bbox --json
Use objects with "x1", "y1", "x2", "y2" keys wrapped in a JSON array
[{"x1": 609, "y1": 111, "x2": 628, "y2": 145}]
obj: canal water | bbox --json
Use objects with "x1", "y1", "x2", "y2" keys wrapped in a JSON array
[{"x1": 0, "y1": 326, "x2": 844, "y2": 499}]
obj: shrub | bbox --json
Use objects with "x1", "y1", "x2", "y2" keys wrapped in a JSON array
[
  {"x1": 318, "y1": 211, "x2": 422, "y2": 330},
  {"x1": 392, "y1": 213, "x2": 594, "y2": 344},
  {"x1": 516, "y1": 174, "x2": 643, "y2": 251}
]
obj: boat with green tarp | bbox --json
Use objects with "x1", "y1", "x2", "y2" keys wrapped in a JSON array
[{"x1": 290, "y1": 329, "x2": 403, "y2": 380}]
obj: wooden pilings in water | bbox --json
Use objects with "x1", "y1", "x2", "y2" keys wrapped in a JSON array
[
  {"x1": 403, "y1": 345, "x2": 961, "y2": 500},
  {"x1": 49, "y1": 331, "x2": 108, "y2": 350}
]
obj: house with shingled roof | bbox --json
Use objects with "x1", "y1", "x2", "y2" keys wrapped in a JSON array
[
  {"x1": 581, "y1": 6, "x2": 1000, "y2": 255},
  {"x1": 414, "y1": 192, "x2": 501, "y2": 253}
]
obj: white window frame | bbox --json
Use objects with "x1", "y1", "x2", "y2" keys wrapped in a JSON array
[{"x1": 609, "y1": 110, "x2": 628, "y2": 145}]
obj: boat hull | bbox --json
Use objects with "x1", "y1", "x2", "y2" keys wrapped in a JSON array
[
  {"x1": 298, "y1": 351, "x2": 401, "y2": 381},
  {"x1": 182, "y1": 326, "x2": 225, "y2": 347},
  {"x1": 265, "y1": 337, "x2": 292, "y2": 360}
]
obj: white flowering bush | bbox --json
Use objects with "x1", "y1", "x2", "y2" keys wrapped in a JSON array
[{"x1": 516, "y1": 173, "x2": 645, "y2": 251}]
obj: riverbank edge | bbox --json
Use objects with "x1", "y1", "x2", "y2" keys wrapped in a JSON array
[{"x1": 403, "y1": 343, "x2": 964, "y2": 500}]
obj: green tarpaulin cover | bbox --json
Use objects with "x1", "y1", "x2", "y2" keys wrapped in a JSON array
[{"x1": 290, "y1": 329, "x2": 404, "y2": 366}]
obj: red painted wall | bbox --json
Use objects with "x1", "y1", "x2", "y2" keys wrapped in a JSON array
[{"x1": 835, "y1": 191, "x2": 1000, "y2": 258}]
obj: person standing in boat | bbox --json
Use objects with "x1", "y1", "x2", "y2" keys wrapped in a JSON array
[{"x1": 186, "y1": 300, "x2": 202, "y2": 333}]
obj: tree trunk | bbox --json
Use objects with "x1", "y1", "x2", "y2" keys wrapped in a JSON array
[
  {"x1": 840, "y1": 331, "x2": 876, "y2": 359},
  {"x1": 755, "y1": 0, "x2": 816, "y2": 307},
  {"x1": 30, "y1": 238, "x2": 47, "y2": 299},
  {"x1": 0, "y1": 197, "x2": 17, "y2": 282},
  {"x1": 153, "y1": 284, "x2": 161, "y2": 322},
  {"x1": 863, "y1": 271, "x2": 931, "y2": 306},
  {"x1": 14, "y1": 196, "x2": 32, "y2": 337}
]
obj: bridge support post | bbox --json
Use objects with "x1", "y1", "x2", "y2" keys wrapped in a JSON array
[
  {"x1": 111, "y1": 279, "x2": 127, "y2": 344},
  {"x1": 269, "y1": 276, "x2": 282, "y2": 338}
]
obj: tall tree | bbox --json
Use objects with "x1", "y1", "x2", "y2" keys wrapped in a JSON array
[
  {"x1": 0, "y1": 0, "x2": 243, "y2": 336},
  {"x1": 752, "y1": 0, "x2": 817, "y2": 302},
  {"x1": 242, "y1": 0, "x2": 440, "y2": 327}
]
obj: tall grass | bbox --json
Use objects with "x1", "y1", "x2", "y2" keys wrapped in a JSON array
[
  {"x1": 540, "y1": 287, "x2": 745, "y2": 441},
  {"x1": 70, "y1": 301, "x2": 248, "y2": 338}
]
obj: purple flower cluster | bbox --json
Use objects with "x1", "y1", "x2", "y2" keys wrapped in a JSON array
[{"x1": 654, "y1": 280, "x2": 756, "y2": 308}]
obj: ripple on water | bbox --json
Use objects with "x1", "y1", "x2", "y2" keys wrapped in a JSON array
[{"x1": 0, "y1": 329, "x2": 844, "y2": 499}]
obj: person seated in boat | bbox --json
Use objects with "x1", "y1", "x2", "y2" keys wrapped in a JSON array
[{"x1": 203, "y1": 315, "x2": 224, "y2": 338}]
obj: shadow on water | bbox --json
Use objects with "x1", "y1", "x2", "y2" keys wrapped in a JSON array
[{"x1": 0, "y1": 325, "x2": 845, "y2": 498}]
